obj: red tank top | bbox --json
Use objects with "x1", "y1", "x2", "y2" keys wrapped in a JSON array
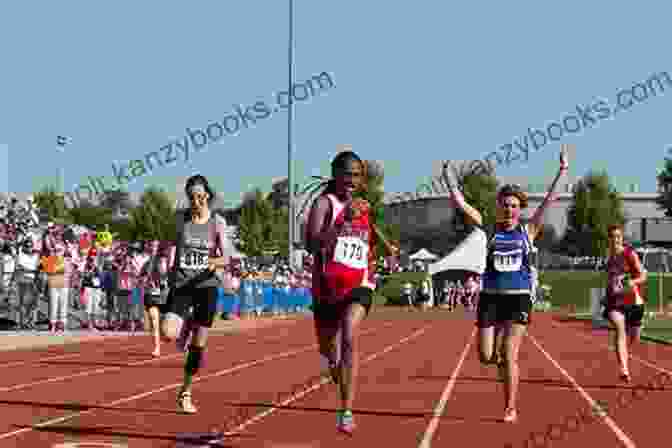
[
  {"x1": 606, "y1": 245, "x2": 645, "y2": 306},
  {"x1": 312, "y1": 194, "x2": 373, "y2": 300}
]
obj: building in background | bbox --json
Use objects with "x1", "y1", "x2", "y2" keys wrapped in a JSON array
[{"x1": 384, "y1": 187, "x2": 672, "y2": 255}]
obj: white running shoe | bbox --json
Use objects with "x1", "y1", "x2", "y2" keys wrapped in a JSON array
[{"x1": 178, "y1": 391, "x2": 198, "y2": 414}]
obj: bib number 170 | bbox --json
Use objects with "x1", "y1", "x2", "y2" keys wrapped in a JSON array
[{"x1": 334, "y1": 237, "x2": 368, "y2": 270}]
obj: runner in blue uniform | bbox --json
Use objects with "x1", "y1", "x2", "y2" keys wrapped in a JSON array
[{"x1": 443, "y1": 145, "x2": 568, "y2": 423}]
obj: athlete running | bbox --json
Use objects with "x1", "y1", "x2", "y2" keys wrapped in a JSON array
[
  {"x1": 304, "y1": 150, "x2": 397, "y2": 434},
  {"x1": 603, "y1": 223, "x2": 647, "y2": 382},
  {"x1": 443, "y1": 145, "x2": 568, "y2": 423},
  {"x1": 139, "y1": 240, "x2": 165, "y2": 357},
  {"x1": 161, "y1": 174, "x2": 231, "y2": 414}
]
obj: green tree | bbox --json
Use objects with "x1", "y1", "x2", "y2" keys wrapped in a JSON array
[
  {"x1": 68, "y1": 204, "x2": 114, "y2": 229},
  {"x1": 353, "y1": 160, "x2": 401, "y2": 256},
  {"x1": 447, "y1": 160, "x2": 499, "y2": 234},
  {"x1": 128, "y1": 187, "x2": 176, "y2": 241},
  {"x1": 563, "y1": 170, "x2": 625, "y2": 256},
  {"x1": 656, "y1": 157, "x2": 672, "y2": 217},
  {"x1": 101, "y1": 189, "x2": 134, "y2": 220},
  {"x1": 271, "y1": 206, "x2": 290, "y2": 258},
  {"x1": 236, "y1": 189, "x2": 266, "y2": 257},
  {"x1": 34, "y1": 185, "x2": 71, "y2": 224}
]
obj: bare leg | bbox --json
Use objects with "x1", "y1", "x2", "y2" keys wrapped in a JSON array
[
  {"x1": 502, "y1": 322, "x2": 526, "y2": 416},
  {"x1": 314, "y1": 315, "x2": 341, "y2": 373},
  {"x1": 148, "y1": 306, "x2": 161, "y2": 356},
  {"x1": 478, "y1": 326, "x2": 497, "y2": 364},
  {"x1": 494, "y1": 323, "x2": 505, "y2": 362},
  {"x1": 607, "y1": 310, "x2": 629, "y2": 378},
  {"x1": 339, "y1": 303, "x2": 367, "y2": 412},
  {"x1": 181, "y1": 325, "x2": 209, "y2": 395},
  {"x1": 628, "y1": 326, "x2": 642, "y2": 346},
  {"x1": 161, "y1": 313, "x2": 183, "y2": 341}
]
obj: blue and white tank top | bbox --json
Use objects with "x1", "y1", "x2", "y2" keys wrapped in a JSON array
[{"x1": 482, "y1": 224, "x2": 532, "y2": 294}]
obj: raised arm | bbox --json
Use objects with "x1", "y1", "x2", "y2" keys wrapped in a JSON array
[
  {"x1": 442, "y1": 161, "x2": 483, "y2": 227},
  {"x1": 527, "y1": 144, "x2": 569, "y2": 240}
]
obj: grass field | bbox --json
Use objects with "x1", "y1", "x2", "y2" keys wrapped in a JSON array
[
  {"x1": 564, "y1": 313, "x2": 672, "y2": 344},
  {"x1": 637, "y1": 316, "x2": 672, "y2": 343},
  {"x1": 379, "y1": 270, "x2": 672, "y2": 313},
  {"x1": 378, "y1": 270, "x2": 672, "y2": 345}
]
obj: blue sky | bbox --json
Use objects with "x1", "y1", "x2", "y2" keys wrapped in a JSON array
[{"x1": 1, "y1": 1, "x2": 670, "y2": 208}]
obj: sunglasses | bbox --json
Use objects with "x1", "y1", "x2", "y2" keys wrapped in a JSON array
[{"x1": 189, "y1": 192, "x2": 209, "y2": 201}]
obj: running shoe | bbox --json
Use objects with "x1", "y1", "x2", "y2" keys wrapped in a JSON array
[
  {"x1": 503, "y1": 407, "x2": 517, "y2": 423},
  {"x1": 337, "y1": 410, "x2": 355, "y2": 434},
  {"x1": 178, "y1": 390, "x2": 198, "y2": 414},
  {"x1": 619, "y1": 368, "x2": 631, "y2": 383}
]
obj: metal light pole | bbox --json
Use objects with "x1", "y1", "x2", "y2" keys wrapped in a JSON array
[
  {"x1": 287, "y1": 0, "x2": 295, "y2": 269},
  {"x1": 56, "y1": 136, "x2": 68, "y2": 195}
]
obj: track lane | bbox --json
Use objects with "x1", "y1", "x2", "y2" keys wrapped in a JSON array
[
  {"x1": 0, "y1": 316, "x2": 396, "y2": 447},
  {"x1": 16, "y1": 318, "x2": 411, "y2": 448},
  {"x1": 539, "y1": 316, "x2": 672, "y2": 447},
  {"x1": 222, "y1": 312, "x2": 468, "y2": 447}
]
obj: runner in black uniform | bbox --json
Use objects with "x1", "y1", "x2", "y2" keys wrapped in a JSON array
[{"x1": 161, "y1": 175, "x2": 231, "y2": 414}]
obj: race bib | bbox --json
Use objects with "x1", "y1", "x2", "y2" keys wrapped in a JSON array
[
  {"x1": 149, "y1": 287, "x2": 161, "y2": 296},
  {"x1": 92, "y1": 277, "x2": 101, "y2": 288},
  {"x1": 180, "y1": 250, "x2": 209, "y2": 270},
  {"x1": 333, "y1": 236, "x2": 368, "y2": 270},
  {"x1": 493, "y1": 249, "x2": 522, "y2": 272}
]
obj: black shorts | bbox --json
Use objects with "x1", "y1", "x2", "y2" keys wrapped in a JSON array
[
  {"x1": 476, "y1": 292, "x2": 532, "y2": 328},
  {"x1": 164, "y1": 286, "x2": 218, "y2": 328},
  {"x1": 143, "y1": 294, "x2": 165, "y2": 310},
  {"x1": 313, "y1": 287, "x2": 373, "y2": 324},
  {"x1": 603, "y1": 304, "x2": 644, "y2": 328}
]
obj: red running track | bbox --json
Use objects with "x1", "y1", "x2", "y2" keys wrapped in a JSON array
[{"x1": 0, "y1": 309, "x2": 669, "y2": 447}]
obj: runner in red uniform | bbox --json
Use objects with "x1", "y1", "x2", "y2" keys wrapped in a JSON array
[
  {"x1": 603, "y1": 224, "x2": 647, "y2": 382},
  {"x1": 305, "y1": 150, "x2": 382, "y2": 435}
]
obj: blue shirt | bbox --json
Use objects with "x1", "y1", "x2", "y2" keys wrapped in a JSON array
[{"x1": 482, "y1": 224, "x2": 532, "y2": 294}]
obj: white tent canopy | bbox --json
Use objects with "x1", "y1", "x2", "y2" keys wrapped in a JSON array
[
  {"x1": 409, "y1": 248, "x2": 439, "y2": 261},
  {"x1": 428, "y1": 228, "x2": 487, "y2": 275}
]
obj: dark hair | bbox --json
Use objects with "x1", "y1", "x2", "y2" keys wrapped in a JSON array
[
  {"x1": 497, "y1": 184, "x2": 529, "y2": 209},
  {"x1": 331, "y1": 151, "x2": 362, "y2": 175},
  {"x1": 324, "y1": 151, "x2": 364, "y2": 194},
  {"x1": 607, "y1": 223, "x2": 625, "y2": 236},
  {"x1": 185, "y1": 174, "x2": 215, "y2": 204},
  {"x1": 63, "y1": 227, "x2": 77, "y2": 243}
]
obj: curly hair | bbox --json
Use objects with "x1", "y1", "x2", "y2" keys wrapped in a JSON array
[{"x1": 497, "y1": 183, "x2": 529, "y2": 209}]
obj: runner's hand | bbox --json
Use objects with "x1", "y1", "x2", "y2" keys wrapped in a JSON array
[
  {"x1": 441, "y1": 161, "x2": 461, "y2": 193},
  {"x1": 560, "y1": 144, "x2": 569, "y2": 171}
]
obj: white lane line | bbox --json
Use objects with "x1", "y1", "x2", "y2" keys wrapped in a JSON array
[
  {"x1": 528, "y1": 334, "x2": 636, "y2": 448},
  {"x1": 0, "y1": 331, "x2": 329, "y2": 393},
  {"x1": 0, "y1": 324, "x2": 392, "y2": 440},
  {"x1": 0, "y1": 345, "x2": 316, "y2": 440},
  {"x1": 0, "y1": 353, "x2": 81, "y2": 369},
  {"x1": 0, "y1": 340, "x2": 163, "y2": 371},
  {"x1": 418, "y1": 328, "x2": 476, "y2": 448},
  {"x1": 223, "y1": 324, "x2": 434, "y2": 436},
  {"x1": 548, "y1": 320, "x2": 672, "y2": 377}
]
